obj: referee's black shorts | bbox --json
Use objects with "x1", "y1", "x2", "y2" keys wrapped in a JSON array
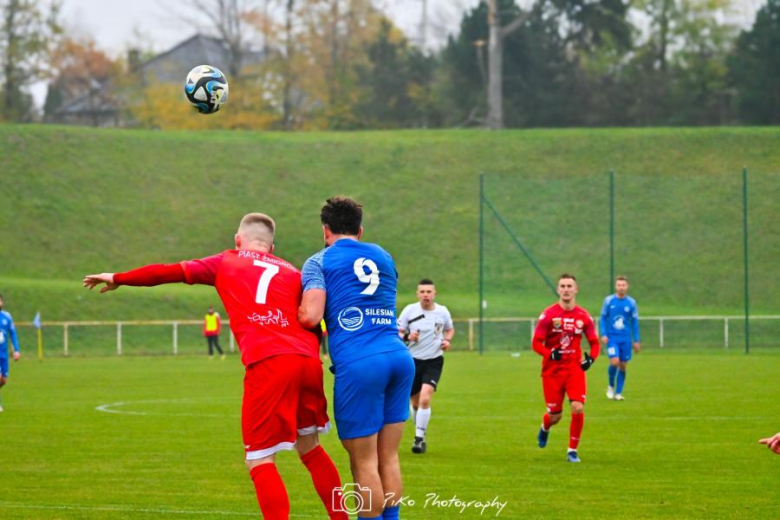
[{"x1": 411, "y1": 356, "x2": 444, "y2": 396}]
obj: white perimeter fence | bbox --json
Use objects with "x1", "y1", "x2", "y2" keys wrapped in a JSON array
[
  {"x1": 14, "y1": 315, "x2": 780, "y2": 356},
  {"x1": 462, "y1": 316, "x2": 780, "y2": 351}
]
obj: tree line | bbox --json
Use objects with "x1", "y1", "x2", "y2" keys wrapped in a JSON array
[{"x1": 1, "y1": 0, "x2": 778, "y2": 129}]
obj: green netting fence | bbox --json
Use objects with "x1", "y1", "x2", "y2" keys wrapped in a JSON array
[{"x1": 478, "y1": 169, "x2": 780, "y2": 353}]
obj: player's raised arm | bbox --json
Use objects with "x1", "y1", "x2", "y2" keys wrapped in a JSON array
[
  {"x1": 84, "y1": 255, "x2": 223, "y2": 293},
  {"x1": 759, "y1": 433, "x2": 780, "y2": 455},
  {"x1": 83, "y1": 273, "x2": 119, "y2": 292},
  {"x1": 84, "y1": 263, "x2": 186, "y2": 293}
]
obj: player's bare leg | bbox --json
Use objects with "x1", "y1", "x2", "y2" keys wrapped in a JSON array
[
  {"x1": 568, "y1": 401, "x2": 585, "y2": 462},
  {"x1": 409, "y1": 393, "x2": 419, "y2": 423},
  {"x1": 342, "y1": 434, "x2": 385, "y2": 518},
  {"x1": 412, "y1": 384, "x2": 435, "y2": 453},
  {"x1": 246, "y1": 454, "x2": 290, "y2": 520},
  {"x1": 296, "y1": 432, "x2": 349, "y2": 520},
  {"x1": 378, "y1": 422, "x2": 405, "y2": 519}
]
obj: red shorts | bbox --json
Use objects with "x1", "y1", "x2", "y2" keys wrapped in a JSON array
[
  {"x1": 242, "y1": 354, "x2": 330, "y2": 461},
  {"x1": 542, "y1": 367, "x2": 587, "y2": 414}
]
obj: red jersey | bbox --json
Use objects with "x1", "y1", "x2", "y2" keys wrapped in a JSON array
[
  {"x1": 533, "y1": 303, "x2": 599, "y2": 374},
  {"x1": 182, "y1": 250, "x2": 319, "y2": 367}
]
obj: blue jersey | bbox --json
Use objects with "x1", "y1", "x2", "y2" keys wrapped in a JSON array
[
  {"x1": 301, "y1": 239, "x2": 407, "y2": 367},
  {"x1": 599, "y1": 295, "x2": 640, "y2": 342},
  {"x1": 0, "y1": 310, "x2": 20, "y2": 357}
]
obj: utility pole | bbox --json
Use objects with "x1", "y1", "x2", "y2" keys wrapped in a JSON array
[
  {"x1": 420, "y1": 0, "x2": 428, "y2": 51},
  {"x1": 485, "y1": 0, "x2": 529, "y2": 130},
  {"x1": 486, "y1": 0, "x2": 503, "y2": 129}
]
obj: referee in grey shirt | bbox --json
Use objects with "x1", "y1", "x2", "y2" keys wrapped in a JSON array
[{"x1": 397, "y1": 279, "x2": 454, "y2": 454}]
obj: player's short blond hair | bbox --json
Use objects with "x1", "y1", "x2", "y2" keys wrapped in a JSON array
[{"x1": 238, "y1": 213, "x2": 275, "y2": 247}]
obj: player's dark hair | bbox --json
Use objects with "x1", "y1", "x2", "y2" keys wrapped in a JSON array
[
  {"x1": 559, "y1": 273, "x2": 577, "y2": 282},
  {"x1": 320, "y1": 196, "x2": 362, "y2": 236},
  {"x1": 419, "y1": 279, "x2": 434, "y2": 286},
  {"x1": 616, "y1": 275, "x2": 629, "y2": 283}
]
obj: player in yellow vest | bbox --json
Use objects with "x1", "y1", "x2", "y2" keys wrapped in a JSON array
[
  {"x1": 204, "y1": 306, "x2": 225, "y2": 360},
  {"x1": 319, "y1": 319, "x2": 329, "y2": 360}
]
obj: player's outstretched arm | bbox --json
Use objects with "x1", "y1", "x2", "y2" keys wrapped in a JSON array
[
  {"x1": 759, "y1": 433, "x2": 780, "y2": 454},
  {"x1": 83, "y1": 273, "x2": 119, "y2": 293},
  {"x1": 84, "y1": 263, "x2": 189, "y2": 293}
]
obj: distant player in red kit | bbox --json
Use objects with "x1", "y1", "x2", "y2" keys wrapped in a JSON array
[
  {"x1": 83, "y1": 213, "x2": 348, "y2": 520},
  {"x1": 533, "y1": 274, "x2": 600, "y2": 463}
]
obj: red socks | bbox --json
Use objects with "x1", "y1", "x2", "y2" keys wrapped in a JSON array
[
  {"x1": 301, "y1": 445, "x2": 349, "y2": 520},
  {"x1": 250, "y1": 463, "x2": 290, "y2": 520},
  {"x1": 569, "y1": 412, "x2": 584, "y2": 450},
  {"x1": 542, "y1": 413, "x2": 553, "y2": 431}
]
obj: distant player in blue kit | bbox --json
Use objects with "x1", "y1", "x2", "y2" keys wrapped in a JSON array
[
  {"x1": 600, "y1": 276, "x2": 640, "y2": 401},
  {"x1": 0, "y1": 293, "x2": 22, "y2": 412},
  {"x1": 298, "y1": 197, "x2": 414, "y2": 520}
]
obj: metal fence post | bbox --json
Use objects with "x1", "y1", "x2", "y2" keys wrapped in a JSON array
[
  {"x1": 724, "y1": 318, "x2": 729, "y2": 349},
  {"x1": 742, "y1": 167, "x2": 750, "y2": 354},
  {"x1": 117, "y1": 322, "x2": 122, "y2": 356},
  {"x1": 609, "y1": 169, "x2": 615, "y2": 292},
  {"x1": 172, "y1": 322, "x2": 178, "y2": 355},
  {"x1": 468, "y1": 319, "x2": 474, "y2": 351},
  {"x1": 479, "y1": 172, "x2": 485, "y2": 355},
  {"x1": 659, "y1": 319, "x2": 664, "y2": 348},
  {"x1": 63, "y1": 323, "x2": 69, "y2": 356}
]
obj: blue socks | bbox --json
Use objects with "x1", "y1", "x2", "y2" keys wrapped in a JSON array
[
  {"x1": 608, "y1": 364, "x2": 617, "y2": 387},
  {"x1": 357, "y1": 501, "x2": 400, "y2": 519},
  {"x1": 616, "y1": 369, "x2": 626, "y2": 394}
]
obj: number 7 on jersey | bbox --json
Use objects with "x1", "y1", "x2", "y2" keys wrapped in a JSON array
[{"x1": 253, "y1": 259, "x2": 280, "y2": 304}]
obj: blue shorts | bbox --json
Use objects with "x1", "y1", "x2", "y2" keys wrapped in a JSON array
[
  {"x1": 333, "y1": 349, "x2": 415, "y2": 440},
  {"x1": 606, "y1": 338, "x2": 632, "y2": 362},
  {"x1": 0, "y1": 356, "x2": 8, "y2": 378}
]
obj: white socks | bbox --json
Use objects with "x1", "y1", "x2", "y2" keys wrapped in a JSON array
[{"x1": 415, "y1": 408, "x2": 432, "y2": 439}]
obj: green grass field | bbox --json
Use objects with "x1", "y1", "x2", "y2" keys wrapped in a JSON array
[
  {"x1": 1, "y1": 125, "x2": 779, "y2": 323},
  {"x1": 1, "y1": 350, "x2": 779, "y2": 519}
]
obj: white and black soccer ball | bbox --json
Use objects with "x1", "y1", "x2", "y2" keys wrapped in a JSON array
[{"x1": 184, "y1": 65, "x2": 229, "y2": 114}]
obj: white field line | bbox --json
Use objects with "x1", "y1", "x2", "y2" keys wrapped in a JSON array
[
  {"x1": 0, "y1": 501, "x2": 317, "y2": 517},
  {"x1": 95, "y1": 401, "x2": 769, "y2": 423},
  {"x1": 96, "y1": 398, "x2": 238, "y2": 418}
]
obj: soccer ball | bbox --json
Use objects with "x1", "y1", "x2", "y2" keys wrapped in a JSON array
[{"x1": 184, "y1": 65, "x2": 229, "y2": 114}]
